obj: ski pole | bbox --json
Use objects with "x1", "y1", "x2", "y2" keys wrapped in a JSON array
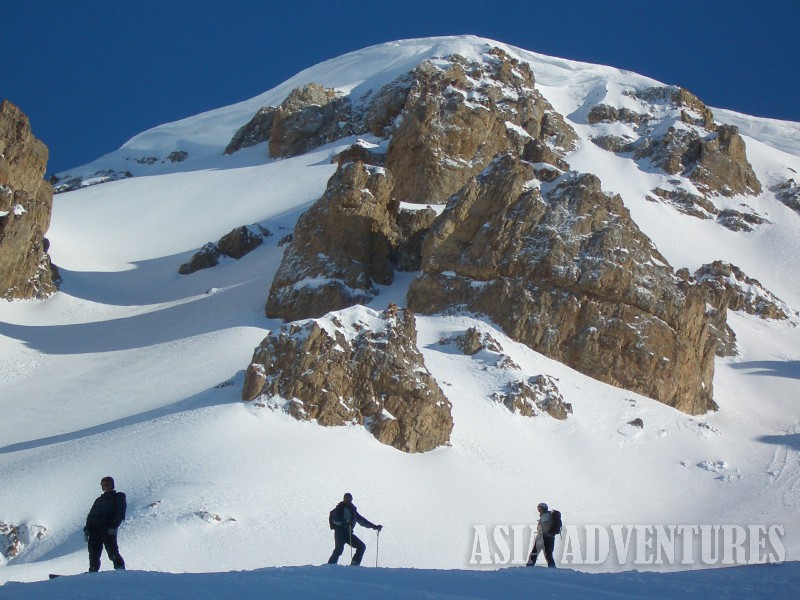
[
  {"x1": 349, "y1": 527, "x2": 353, "y2": 563},
  {"x1": 375, "y1": 529, "x2": 380, "y2": 567}
]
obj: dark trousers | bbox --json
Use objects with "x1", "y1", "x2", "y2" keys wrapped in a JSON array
[
  {"x1": 87, "y1": 529, "x2": 125, "y2": 572},
  {"x1": 528, "y1": 535, "x2": 556, "y2": 568},
  {"x1": 327, "y1": 527, "x2": 366, "y2": 565}
]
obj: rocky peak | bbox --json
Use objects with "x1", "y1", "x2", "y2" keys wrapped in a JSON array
[
  {"x1": 242, "y1": 305, "x2": 453, "y2": 453},
  {"x1": 386, "y1": 49, "x2": 576, "y2": 204},
  {"x1": 590, "y1": 85, "x2": 762, "y2": 199},
  {"x1": 407, "y1": 152, "x2": 717, "y2": 414},
  {"x1": 0, "y1": 100, "x2": 57, "y2": 299}
]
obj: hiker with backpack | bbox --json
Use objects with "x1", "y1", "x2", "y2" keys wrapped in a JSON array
[
  {"x1": 327, "y1": 492, "x2": 383, "y2": 566},
  {"x1": 527, "y1": 502, "x2": 560, "y2": 568}
]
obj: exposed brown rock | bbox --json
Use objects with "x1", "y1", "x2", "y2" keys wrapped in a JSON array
[
  {"x1": 265, "y1": 161, "x2": 400, "y2": 320},
  {"x1": 407, "y1": 153, "x2": 717, "y2": 414},
  {"x1": 694, "y1": 261, "x2": 792, "y2": 320},
  {"x1": 593, "y1": 86, "x2": 762, "y2": 198},
  {"x1": 269, "y1": 84, "x2": 352, "y2": 159},
  {"x1": 492, "y1": 375, "x2": 572, "y2": 419},
  {"x1": 242, "y1": 305, "x2": 453, "y2": 453},
  {"x1": 224, "y1": 106, "x2": 277, "y2": 155},
  {"x1": 0, "y1": 100, "x2": 57, "y2": 299},
  {"x1": 386, "y1": 49, "x2": 576, "y2": 204}
]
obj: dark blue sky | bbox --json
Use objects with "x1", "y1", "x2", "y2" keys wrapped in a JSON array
[{"x1": 4, "y1": 0, "x2": 798, "y2": 175}]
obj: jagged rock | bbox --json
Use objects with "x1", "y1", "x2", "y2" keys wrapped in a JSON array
[
  {"x1": 332, "y1": 139, "x2": 386, "y2": 166},
  {"x1": 407, "y1": 152, "x2": 717, "y2": 415},
  {"x1": 224, "y1": 106, "x2": 277, "y2": 155},
  {"x1": 50, "y1": 168, "x2": 133, "y2": 193},
  {"x1": 0, "y1": 100, "x2": 57, "y2": 299},
  {"x1": 179, "y1": 224, "x2": 271, "y2": 274},
  {"x1": 269, "y1": 84, "x2": 352, "y2": 159},
  {"x1": 264, "y1": 48, "x2": 581, "y2": 321},
  {"x1": 694, "y1": 261, "x2": 793, "y2": 320},
  {"x1": 649, "y1": 187, "x2": 718, "y2": 219},
  {"x1": 455, "y1": 327, "x2": 503, "y2": 355},
  {"x1": 179, "y1": 242, "x2": 220, "y2": 274},
  {"x1": 167, "y1": 150, "x2": 188, "y2": 163},
  {"x1": 588, "y1": 104, "x2": 649, "y2": 125},
  {"x1": 265, "y1": 161, "x2": 400, "y2": 320},
  {"x1": 492, "y1": 375, "x2": 572, "y2": 419},
  {"x1": 393, "y1": 205, "x2": 438, "y2": 272},
  {"x1": 715, "y1": 209, "x2": 767, "y2": 232},
  {"x1": 592, "y1": 86, "x2": 762, "y2": 197},
  {"x1": 1, "y1": 521, "x2": 47, "y2": 562},
  {"x1": 386, "y1": 48, "x2": 576, "y2": 204},
  {"x1": 648, "y1": 189, "x2": 767, "y2": 231},
  {"x1": 771, "y1": 179, "x2": 800, "y2": 213},
  {"x1": 361, "y1": 75, "x2": 414, "y2": 137},
  {"x1": 242, "y1": 305, "x2": 453, "y2": 453}
]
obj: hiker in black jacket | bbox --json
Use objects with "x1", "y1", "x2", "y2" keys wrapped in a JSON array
[
  {"x1": 327, "y1": 492, "x2": 382, "y2": 566},
  {"x1": 84, "y1": 476, "x2": 127, "y2": 572}
]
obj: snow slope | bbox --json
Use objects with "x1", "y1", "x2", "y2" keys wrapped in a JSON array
[
  {"x1": 1, "y1": 563, "x2": 799, "y2": 600},
  {"x1": 1, "y1": 36, "x2": 798, "y2": 594}
]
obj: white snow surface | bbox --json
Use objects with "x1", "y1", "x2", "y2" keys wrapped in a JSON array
[{"x1": 2, "y1": 36, "x2": 799, "y2": 597}]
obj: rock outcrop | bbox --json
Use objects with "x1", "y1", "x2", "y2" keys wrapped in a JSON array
[
  {"x1": 229, "y1": 48, "x2": 575, "y2": 208},
  {"x1": 242, "y1": 305, "x2": 453, "y2": 453},
  {"x1": 590, "y1": 86, "x2": 762, "y2": 198},
  {"x1": 492, "y1": 375, "x2": 572, "y2": 419},
  {"x1": 179, "y1": 224, "x2": 271, "y2": 274},
  {"x1": 694, "y1": 261, "x2": 793, "y2": 320},
  {"x1": 407, "y1": 153, "x2": 717, "y2": 414},
  {"x1": 772, "y1": 179, "x2": 800, "y2": 214},
  {"x1": 265, "y1": 48, "x2": 577, "y2": 322},
  {"x1": 647, "y1": 187, "x2": 768, "y2": 232},
  {"x1": 265, "y1": 161, "x2": 400, "y2": 320},
  {"x1": 384, "y1": 48, "x2": 576, "y2": 204},
  {"x1": 1, "y1": 521, "x2": 47, "y2": 563},
  {"x1": 0, "y1": 100, "x2": 57, "y2": 299}
]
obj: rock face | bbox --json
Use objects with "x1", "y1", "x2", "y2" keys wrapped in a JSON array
[
  {"x1": 242, "y1": 305, "x2": 453, "y2": 453},
  {"x1": 694, "y1": 261, "x2": 793, "y2": 321},
  {"x1": 229, "y1": 48, "x2": 575, "y2": 206},
  {"x1": 590, "y1": 86, "x2": 762, "y2": 198},
  {"x1": 384, "y1": 48, "x2": 576, "y2": 204},
  {"x1": 265, "y1": 48, "x2": 577, "y2": 322},
  {"x1": 407, "y1": 153, "x2": 717, "y2": 414},
  {"x1": 265, "y1": 161, "x2": 400, "y2": 320},
  {"x1": 241, "y1": 45, "x2": 783, "y2": 427},
  {"x1": 0, "y1": 100, "x2": 57, "y2": 299}
]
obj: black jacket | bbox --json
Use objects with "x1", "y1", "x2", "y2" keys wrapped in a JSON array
[
  {"x1": 329, "y1": 501, "x2": 378, "y2": 532},
  {"x1": 85, "y1": 490, "x2": 127, "y2": 532}
]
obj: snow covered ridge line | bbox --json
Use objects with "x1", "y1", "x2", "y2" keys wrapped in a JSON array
[{"x1": 470, "y1": 524, "x2": 785, "y2": 568}]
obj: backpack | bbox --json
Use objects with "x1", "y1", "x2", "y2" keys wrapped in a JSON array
[
  {"x1": 328, "y1": 508, "x2": 336, "y2": 530},
  {"x1": 550, "y1": 509, "x2": 562, "y2": 535}
]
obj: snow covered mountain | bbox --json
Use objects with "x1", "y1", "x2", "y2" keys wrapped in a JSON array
[{"x1": 1, "y1": 35, "x2": 799, "y2": 595}]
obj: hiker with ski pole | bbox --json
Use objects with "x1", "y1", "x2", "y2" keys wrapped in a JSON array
[{"x1": 327, "y1": 492, "x2": 383, "y2": 566}]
